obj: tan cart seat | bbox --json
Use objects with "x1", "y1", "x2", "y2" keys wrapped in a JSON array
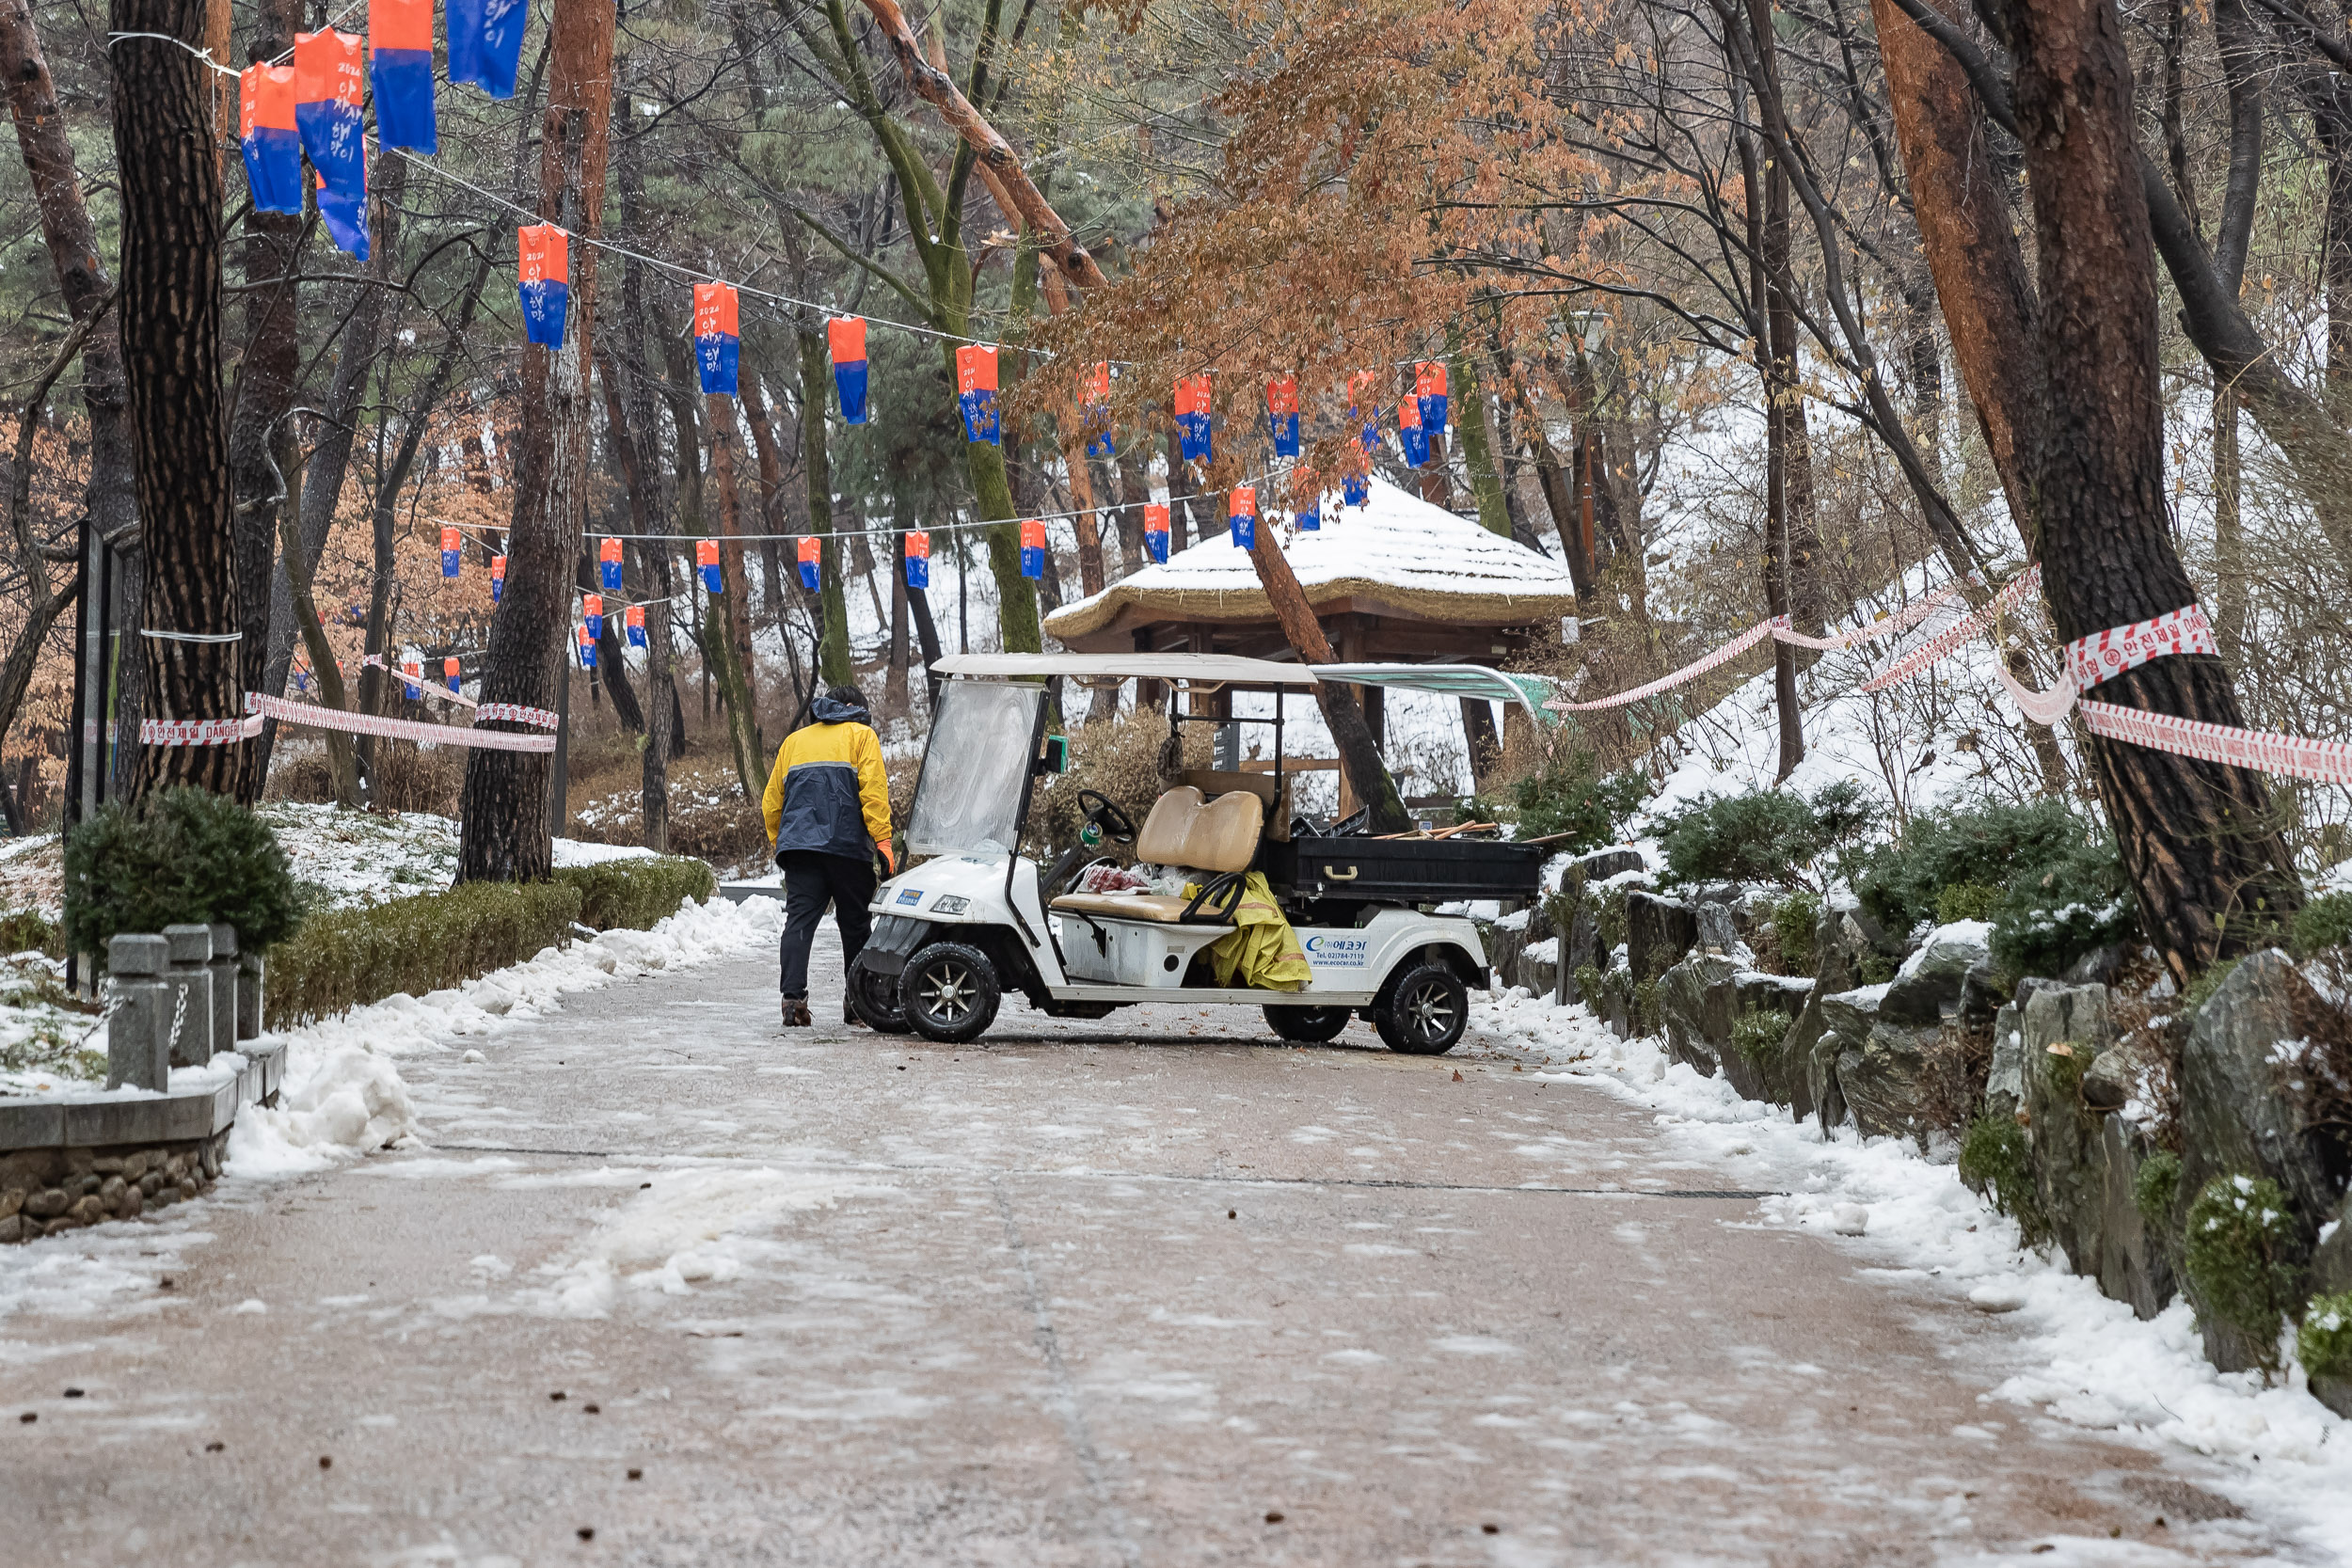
[{"x1": 1049, "y1": 785, "x2": 1263, "y2": 925}]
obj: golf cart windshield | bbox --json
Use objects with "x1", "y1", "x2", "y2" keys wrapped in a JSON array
[{"x1": 904, "y1": 680, "x2": 1047, "y2": 857}]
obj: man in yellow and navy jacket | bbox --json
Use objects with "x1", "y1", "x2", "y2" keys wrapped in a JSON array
[{"x1": 762, "y1": 684, "x2": 894, "y2": 1028}]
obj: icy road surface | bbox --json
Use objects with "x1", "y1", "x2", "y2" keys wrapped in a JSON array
[{"x1": 2, "y1": 928, "x2": 2292, "y2": 1566}]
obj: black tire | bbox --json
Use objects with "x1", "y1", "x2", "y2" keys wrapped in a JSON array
[
  {"x1": 1264, "y1": 1005, "x2": 1352, "y2": 1043},
  {"x1": 1374, "y1": 960, "x2": 1469, "y2": 1055},
  {"x1": 898, "y1": 942, "x2": 1001, "y2": 1044},
  {"x1": 848, "y1": 960, "x2": 914, "y2": 1034}
]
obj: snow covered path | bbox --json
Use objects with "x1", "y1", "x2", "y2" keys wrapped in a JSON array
[{"x1": 1, "y1": 930, "x2": 2298, "y2": 1566}]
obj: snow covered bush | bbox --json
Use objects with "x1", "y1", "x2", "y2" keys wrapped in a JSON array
[
  {"x1": 1987, "y1": 831, "x2": 2137, "y2": 981},
  {"x1": 1958, "y1": 1113, "x2": 2051, "y2": 1248},
  {"x1": 1852, "y1": 796, "x2": 2087, "y2": 938},
  {"x1": 2292, "y1": 891, "x2": 2352, "y2": 958},
  {"x1": 62, "y1": 786, "x2": 304, "y2": 970},
  {"x1": 2300, "y1": 1291, "x2": 2352, "y2": 1381},
  {"x1": 2184, "y1": 1174, "x2": 2303, "y2": 1374},
  {"x1": 557, "y1": 855, "x2": 718, "y2": 931},
  {"x1": 2134, "y1": 1148, "x2": 2183, "y2": 1229},
  {"x1": 0, "y1": 908, "x2": 59, "y2": 958},
  {"x1": 1654, "y1": 779, "x2": 1876, "y2": 891},
  {"x1": 1766, "y1": 889, "x2": 1819, "y2": 976},
  {"x1": 1510, "y1": 750, "x2": 1649, "y2": 849}
]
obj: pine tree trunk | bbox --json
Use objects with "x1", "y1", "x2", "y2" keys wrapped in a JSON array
[
  {"x1": 798, "y1": 330, "x2": 857, "y2": 686},
  {"x1": 1240, "y1": 532, "x2": 1408, "y2": 833},
  {"x1": 108, "y1": 0, "x2": 249, "y2": 799},
  {"x1": 224, "y1": 0, "x2": 304, "y2": 805},
  {"x1": 706, "y1": 389, "x2": 767, "y2": 791},
  {"x1": 2006, "y1": 0, "x2": 2300, "y2": 978},
  {"x1": 456, "y1": 0, "x2": 613, "y2": 880}
]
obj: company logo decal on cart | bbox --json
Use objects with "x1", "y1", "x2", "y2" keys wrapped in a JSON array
[
  {"x1": 1304, "y1": 934, "x2": 1370, "y2": 967},
  {"x1": 897, "y1": 889, "x2": 924, "y2": 906}
]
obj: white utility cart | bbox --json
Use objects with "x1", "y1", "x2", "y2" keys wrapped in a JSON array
[{"x1": 848, "y1": 653, "x2": 1551, "y2": 1053}]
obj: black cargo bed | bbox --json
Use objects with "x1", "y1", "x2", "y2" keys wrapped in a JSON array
[{"x1": 1263, "y1": 834, "x2": 1547, "y2": 907}]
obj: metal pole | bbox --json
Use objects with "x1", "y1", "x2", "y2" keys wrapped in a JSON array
[{"x1": 62, "y1": 519, "x2": 92, "y2": 994}]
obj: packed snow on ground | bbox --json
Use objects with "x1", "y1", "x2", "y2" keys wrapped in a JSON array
[
  {"x1": 228, "y1": 894, "x2": 783, "y2": 1179},
  {"x1": 1466, "y1": 990, "x2": 2352, "y2": 1563},
  {"x1": 0, "y1": 896, "x2": 782, "y2": 1325}
]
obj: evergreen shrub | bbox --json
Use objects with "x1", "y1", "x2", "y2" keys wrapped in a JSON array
[
  {"x1": 2184, "y1": 1174, "x2": 2302, "y2": 1373},
  {"x1": 1989, "y1": 832, "x2": 2137, "y2": 981},
  {"x1": 2300, "y1": 1291, "x2": 2352, "y2": 1380},
  {"x1": 2293, "y1": 892, "x2": 2352, "y2": 958},
  {"x1": 1512, "y1": 751, "x2": 1649, "y2": 850},
  {"x1": 1958, "y1": 1113, "x2": 2051, "y2": 1247},
  {"x1": 264, "y1": 879, "x2": 583, "y2": 1029},
  {"x1": 1654, "y1": 780, "x2": 1876, "y2": 890},
  {"x1": 63, "y1": 787, "x2": 304, "y2": 966},
  {"x1": 557, "y1": 855, "x2": 717, "y2": 930},
  {"x1": 1853, "y1": 796, "x2": 2086, "y2": 936}
]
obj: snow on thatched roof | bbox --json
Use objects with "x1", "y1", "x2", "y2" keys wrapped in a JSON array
[{"x1": 1042, "y1": 476, "x2": 1580, "y2": 642}]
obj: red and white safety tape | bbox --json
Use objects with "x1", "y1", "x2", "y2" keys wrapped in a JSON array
[
  {"x1": 139, "y1": 714, "x2": 264, "y2": 748},
  {"x1": 1859, "y1": 566, "x2": 2042, "y2": 693},
  {"x1": 2063, "y1": 601, "x2": 2218, "y2": 691},
  {"x1": 247, "y1": 694, "x2": 558, "y2": 753},
  {"x1": 355, "y1": 654, "x2": 560, "y2": 730},
  {"x1": 2075, "y1": 700, "x2": 2352, "y2": 784}
]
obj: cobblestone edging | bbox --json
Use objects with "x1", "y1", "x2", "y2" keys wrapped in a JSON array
[{"x1": 0, "y1": 1040, "x2": 285, "y2": 1244}]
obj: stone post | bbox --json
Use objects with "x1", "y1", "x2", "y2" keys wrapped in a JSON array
[
  {"x1": 161, "y1": 924, "x2": 215, "y2": 1067},
  {"x1": 206, "y1": 924, "x2": 239, "y2": 1054},
  {"x1": 103, "y1": 934, "x2": 172, "y2": 1091},
  {"x1": 237, "y1": 952, "x2": 264, "y2": 1041}
]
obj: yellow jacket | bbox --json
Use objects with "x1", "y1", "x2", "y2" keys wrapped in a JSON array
[{"x1": 761, "y1": 701, "x2": 892, "y2": 862}]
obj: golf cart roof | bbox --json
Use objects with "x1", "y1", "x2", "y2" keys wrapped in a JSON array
[
  {"x1": 1311, "y1": 662, "x2": 1561, "y2": 715},
  {"x1": 930, "y1": 652, "x2": 1322, "y2": 686}
]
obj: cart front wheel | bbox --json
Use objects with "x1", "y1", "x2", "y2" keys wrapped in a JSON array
[
  {"x1": 1375, "y1": 961, "x2": 1468, "y2": 1055},
  {"x1": 899, "y1": 942, "x2": 1001, "y2": 1044},
  {"x1": 1264, "y1": 1005, "x2": 1352, "y2": 1044},
  {"x1": 849, "y1": 959, "x2": 914, "y2": 1034}
]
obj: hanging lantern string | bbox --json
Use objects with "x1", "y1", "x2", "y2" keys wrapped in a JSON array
[{"x1": 118, "y1": 26, "x2": 1467, "y2": 377}]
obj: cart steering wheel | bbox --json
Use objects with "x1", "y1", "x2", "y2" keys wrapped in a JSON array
[{"x1": 1076, "y1": 789, "x2": 1137, "y2": 846}]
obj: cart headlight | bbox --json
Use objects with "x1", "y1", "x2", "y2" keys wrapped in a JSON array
[{"x1": 930, "y1": 895, "x2": 970, "y2": 915}]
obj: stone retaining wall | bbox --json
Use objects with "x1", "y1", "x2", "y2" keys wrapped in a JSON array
[{"x1": 0, "y1": 1132, "x2": 229, "y2": 1243}]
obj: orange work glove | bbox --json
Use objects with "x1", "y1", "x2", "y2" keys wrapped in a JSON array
[{"x1": 878, "y1": 839, "x2": 896, "y2": 875}]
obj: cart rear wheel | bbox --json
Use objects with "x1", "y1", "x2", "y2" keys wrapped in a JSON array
[
  {"x1": 1264, "y1": 1005, "x2": 1352, "y2": 1044},
  {"x1": 1374, "y1": 960, "x2": 1468, "y2": 1055},
  {"x1": 849, "y1": 960, "x2": 914, "y2": 1034},
  {"x1": 899, "y1": 942, "x2": 1001, "y2": 1044}
]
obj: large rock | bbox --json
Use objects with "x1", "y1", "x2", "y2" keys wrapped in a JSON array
[
  {"x1": 1626, "y1": 891, "x2": 1698, "y2": 985},
  {"x1": 2177, "y1": 951, "x2": 2340, "y2": 1372},
  {"x1": 1488, "y1": 901, "x2": 1555, "y2": 994},
  {"x1": 1818, "y1": 983, "x2": 1942, "y2": 1142},
  {"x1": 1578, "y1": 847, "x2": 1645, "y2": 881},
  {"x1": 1656, "y1": 953, "x2": 1813, "y2": 1104},
  {"x1": 2018, "y1": 983, "x2": 2172, "y2": 1317},
  {"x1": 1795, "y1": 899, "x2": 1877, "y2": 1132},
  {"x1": 1986, "y1": 1000, "x2": 2025, "y2": 1120},
  {"x1": 1878, "y1": 921, "x2": 1990, "y2": 1026}
]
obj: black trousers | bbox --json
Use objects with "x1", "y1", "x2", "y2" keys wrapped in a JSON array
[{"x1": 778, "y1": 849, "x2": 877, "y2": 998}]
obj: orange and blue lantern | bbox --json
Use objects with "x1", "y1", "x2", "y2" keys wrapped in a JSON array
[
  {"x1": 1343, "y1": 473, "x2": 1369, "y2": 506},
  {"x1": 1266, "y1": 376, "x2": 1298, "y2": 458},
  {"x1": 1174, "y1": 372, "x2": 1212, "y2": 462},
  {"x1": 696, "y1": 538, "x2": 723, "y2": 594},
  {"x1": 447, "y1": 0, "x2": 526, "y2": 98},
  {"x1": 1229, "y1": 486, "x2": 1257, "y2": 550},
  {"x1": 625, "y1": 604, "x2": 646, "y2": 647},
  {"x1": 443, "y1": 656, "x2": 461, "y2": 694},
  {"x1": 237, "y1": 65, "x2": 302, "y2": 214},
  {"x1": 1080, "y1": 362, "x2": 1114, "y2": 457},
  {"x1": 1414, "y1": 361, "x2": 1448, "y2": 433},
  {"x1": 905, "y1": 530, "x2": 930, "y2": 590},
  {"x1": 518, "y1": 225, "x2": 567, "y2": 349},
  {"x1": 1144, "y1": 502, "x2": 1169, "y2": 563},
  {"x1": 368, "y1": 0, "x2": 436, "y2": 151},
  {"x1": 401, "y1": 658, "x2": 422, "y2": 699},
  {"x1": 598, "y1": 536, "x2": 623, "y2": 592},
  {"x1": 797, "y1": 535, "x2": 820, "y2": 592},
  {"x1": 578, "y1": 624, "x2": 596, "y2": 670},
  {"x1": 1019, "y1": 519, "x2": 1046, "y2": 579},
  {"x1": 1295, "y1": 471, "x2": 1320, "y2": 531},
  {"x1": 828, "y1": 317, "x2": 868, "y2": 424},
  {"x1": 439, "y1": 525, "x2": 461, "y2": 578},
  {"x1": 490, "y1": 553, "x2": 505, "y2": 602},
  {"x1": 294, "y1": 30, "x2": 368, "y2": 260},
  {"x1": 693, "y1": 283, "x2": 739, "y2": 396},
  {"x1": 1398, "y1": 392, "x2": 1429, "y2": 468},
  {"x1": 583, "y1": 594, "x2": 604, "y2": 641},
  {"x1": 956, "y1": 344, "x2": 1000, "y2": 444}
]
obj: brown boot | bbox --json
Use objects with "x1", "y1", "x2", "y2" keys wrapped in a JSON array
[
  {"x1": 781, "y1": 996, "x2": 812, "y2": 1027},
  {"x1": 844, "y1": 1000, "x2": 870, "y2": 1030}
]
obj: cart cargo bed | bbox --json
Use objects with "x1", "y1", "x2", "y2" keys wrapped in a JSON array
[{"x1": 1264, "y1": 834, "x2": 1546, "y2": 906}]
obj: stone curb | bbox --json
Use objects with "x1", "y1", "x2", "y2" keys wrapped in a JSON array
[{"x1": 0, "y1": 1039, "x2": 287, "y2": 1155}]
